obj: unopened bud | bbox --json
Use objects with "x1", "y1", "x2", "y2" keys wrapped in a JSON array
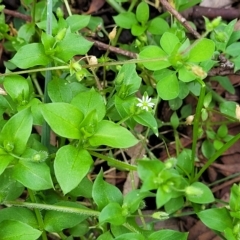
[
  {"x1": 4, "y1": 141, "x2": 14, "y2": 152},
  {"x1": 56, "y1": 7, "x2": 64, "y2": 19},
  {"x1": 89, "y1": 56, "x2": 98, "y2": 66},
  {"x1": 152, "y1": 211, "x2": 169, "y2": 220},
  {"x1": 72, "y1": 61, "x2": 82, "y2": 72},
  {"x1": 236, "y1": 105, "x2": 240, "y2": 121},
  {"x1": 211, "y1": 17, "x2": 222, "y2": 28},
  {"x1": 185, "y1": 115, "x2": 194, "y2": 125},
  {"x1": 164, "y1": 158, "x2": 177, "y2": 169},
  {"x1": 191, "y1": 65, "x2": 207, "y2": 79},
  {"x1": 31, "y1": 151, "x2": 48, "y2": 162},
  {"x1": 108, "y1": 26, "x2": 117, "y2": 42},
  {"x1": 55, "y1": 28, "x2": 67, "y2": 41}
]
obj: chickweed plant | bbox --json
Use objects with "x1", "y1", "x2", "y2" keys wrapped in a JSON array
[{"x1": 0, "y1": 0, "x2": 240, "y2": 239}]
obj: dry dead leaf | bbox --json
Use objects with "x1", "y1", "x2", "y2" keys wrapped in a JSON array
[{"x1": 85, "y1": 0, "x2": 105, "y2": 14}]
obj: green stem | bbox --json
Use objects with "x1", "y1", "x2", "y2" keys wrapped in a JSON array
[
  {"x1": 57, "y1": 232, "x2": 67, "y2": 239},
  {"x1": 28, "y1": 190, "x2": 48, "y2": 240},
  {"x1": 3, "y1": 201, "x2": 100, "y2": 216},
  {"x1": 88, "y1": 151, "x2": 137, "y2": 171},
  {"x1": 31, "y1": 0, "x2": 36, "y2": 25},
  {"x1": 193, "y1": 132, "x2": 240, "y2": 182},
  {"x1": 31, "y1": 73, "x2": 44, "y2": 100},
  {"x1": 191, "y1": 78, "x2": 205, "y2": 179},
  {"x1": 208, "y1": 172, "x2": 240, "y2": 187},
  {"x1": 117, "y1": 115, "x2": 132, "y2": 125},
  {"x1": 105, "y1": 0, "x2": 126, "y2": 13},
  {"x1": 63, "y1": 0, "x2": 72, "y2": 16},
  {"x1": 0, "y1": 66, "x2": 69, "y2": 76},
  {"x1": 111, "y1": 0, "x2": 138, "y2": 46},
  {"x1": 41, "y1": 0, "x2": 52, "y2": 148},
  {"x1": 0, "y1": 57, "x2": 171, "y2": 77}
]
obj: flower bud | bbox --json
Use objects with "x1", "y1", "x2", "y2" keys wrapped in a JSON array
[
  {"x1": 72, "y1": 61, "x2": 82, "y2": 72},
  {"x1": 211, "y1": 17, "x2": 222, "y2": 28},
  {"x1": 31, "y1": 151, "x2": 48, "y2": 162},
  {"x1": 152, "y1": 211, "x2": 169, "y2": 220},
  {"x1": 191, "y1": 65, "x2": 207, "y2": 79},
  {"x1": 185, "y1": 115, "x2": 194, "y2": 125},
  {"x1": 215, "y1": 31, "x2": 227, "y2": 42},
  {"x1": 56, "y1": 7, "x2": 64, "y2": 19},
  {"x1": 108, "y1": 26, "x2": 117, "y2": 42},
  {"x1": 55, "y1": 28, "x2": 67, "y2": 41},
  {"x1": 164, "y1": 157, "x2": 177, "y2": 169},
  {"x1": 4, "y1": 141, "x2": 14, "y2": 152},
  {"x1": 88, "y1": 56, "x2": 98, "y2": 66},
  {"x1": 236, "y1": 104, "x2": 240, "y2": 121}
]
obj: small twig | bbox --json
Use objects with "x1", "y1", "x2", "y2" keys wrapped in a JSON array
[
  {"x1": 212, "y1": 176, "x2": 240, "y2": 193},
  {"x1": 190, "y1": 6, "x2": 240, "y2": 21},
  {"x1": 3, "y1": 9, "x2": 31, "y2": 21},
  {"x1": 160, "y1": 0, "x2": 201, "y2": 39},
  {"x1": 87, "y1": 37, "x2": 137, "y2": 58}
]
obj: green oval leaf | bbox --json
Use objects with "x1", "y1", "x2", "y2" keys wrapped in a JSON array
[
  {"x1": 115, "y1": 233, "x2": 145, "y2": 240},
  {"x1": 113, "y1": 12, "x2": 137, "y2": 29},
  {"x1": 99, "y1": 202, "x2": 126, "y2": 225},
  {"x1": 48, "y1": 78, "x2": 74, "y2": 103},
  {"x1": 188, "y1": 38, "x2": 215, "y2": 62},
  {"x1": 0, "y1": 168, "x2": 24, "y2": 201},
  {"x1": 156, "y1": 73, "x2": 179, "y2": 100},
  {"x1": 0, "y1": 207, "x2": 38, "y2": 229},
  {"x1": 55, "y1": 33, "x2": 93, "y2": 62},
  {"x1": 148, "y1": 17, "x2": 169, "y2": 35},
  {"x1": 12, "y1": 161, "x2": 53, "y2": 191},
  {"x1": 89, "y1": 120, "x2": 138, "y2": 148},
  {"x1": 160, "y1": 32, "x2": 180, "y2": 55},
  {"x1": 139, "y1": 46, "x2": 170, "y2": 71},
  {"x1": 54, "y1": 145, "x2": 93, "y2": 194},
  {"x1": 219, "y1": 101, "x2": 237, "y2": 119},
  {"x1": 133, "y1": 111, "x2": 158, "y2": 135},
  {"x1": 92, "y1": 170, "x2": 123, "y2": 210},
  {"x1": 41, "y1": 103, "x2": 84, "y2": 139},
  {"x1": 0, "y1": 220, "x2": 41, "y2": 240},
  {"x1": 3, "y1": 75, "x2": 29, "y2": 102},
  {"x1": 66, "y1": 15, "x2": 90, "y2": 32},
  {"x1": 0, "y1": 108, "x2": 33, "y2": 155},
  {"x1": 44, "y1": 201, "x2": 88, "y2": 232},
  {"x1": 149, "y1": 229, "x2": 188, "y2": 240},
  {"x1": 0, "y1": 151, "x2": 14, "y2": 175},
  {"x1": 136, "y1": 2, "x2": 149, "y2": 24},
  {"x1": 198, "y1": 208, "x2": 233, "y2": 232},
  {"x1": 71, "y1": 88, "x2": 106, "y2": 120},
  {"x1": 186, "y1": 182, "x2": 214, "y2": 204},
  {"x1": 10, "y1": 43, "x2": 51, "y2": 69},
  {"x1": 226, "y1": 42, "x2": 240, "y2": 57}
]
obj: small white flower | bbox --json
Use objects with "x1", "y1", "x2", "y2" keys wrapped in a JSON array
[{"x1": 136, "y1": 94, "x2": 155, "y2": 111}]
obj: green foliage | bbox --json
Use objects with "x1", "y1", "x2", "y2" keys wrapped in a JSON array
[
  {"x1": 54, "y1": 146, "x2": 93, "y2": 194},
  {"x1": 0, "y1": 0, "x2": 240, "y2": 239}
]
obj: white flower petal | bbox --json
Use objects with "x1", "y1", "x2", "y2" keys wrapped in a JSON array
[{"x1": 136, "y1": 94, "x2": 155, "y2": 111}]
